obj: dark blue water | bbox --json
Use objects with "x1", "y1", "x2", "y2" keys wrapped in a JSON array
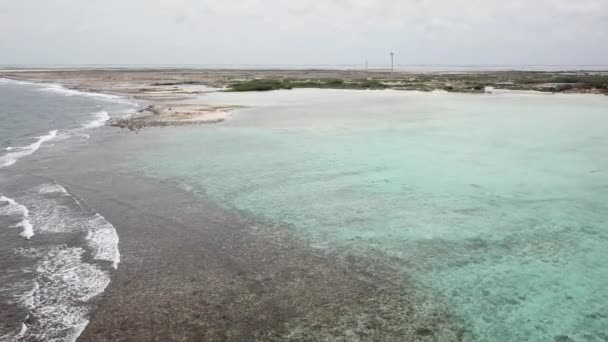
[
  {"x1": 0, "y1": 78, "x2": 135, "y2": 168},
  {"x1": 0, "y1": 79, "x2": 134, "y2": 341}
]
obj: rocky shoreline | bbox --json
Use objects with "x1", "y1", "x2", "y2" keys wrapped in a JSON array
[
  {"x1": 1, "y1": 68, "x2": 606, "y2": 130},
  {"x1": 110, "y1": 104, "x2": 241, "y2": 130}
]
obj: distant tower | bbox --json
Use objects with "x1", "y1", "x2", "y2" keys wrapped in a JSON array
[{"x1": 390, "y1": 52, "x2": 394, "y2": 76}]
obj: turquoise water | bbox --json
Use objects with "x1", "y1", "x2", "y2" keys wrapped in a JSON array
[{"x1": 135, "y1": 89, "x2": 608, "y2": 341}]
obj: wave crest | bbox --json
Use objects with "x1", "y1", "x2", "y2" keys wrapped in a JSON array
[
  {"x1": 0, "y1": 195, "x2": 35, "y2": 239},
  {"x1": 82, "y1": 111, "x2": 110, "y2": 129},
  {"x1": 1, "y1": 183, "x2": 120, "y2": 341},
  {"x1": 0, "y1": 130, "x2": 58, "y2": 168}
]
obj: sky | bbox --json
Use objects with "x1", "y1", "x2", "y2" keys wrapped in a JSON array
[{"x1": 1, "y1": 0, "x2": 607, "y2": 66}]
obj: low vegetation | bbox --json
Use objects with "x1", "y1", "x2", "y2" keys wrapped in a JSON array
[
  {"x1": 226, "y1": 71, "x2": 608, "y2": 94},
  {"x1": 229, "y1": 79, "x2": 292, "y2": 92},
  {"x1": 228, "y1": 78, "x2": 388, "y2": 92}
]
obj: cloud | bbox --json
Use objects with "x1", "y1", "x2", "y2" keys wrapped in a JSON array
[{"x1": 0, "y1": 0, "x2": 606, "y2": 65}]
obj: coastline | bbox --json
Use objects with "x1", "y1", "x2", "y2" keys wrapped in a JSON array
[
  {"x1": 3, "y1": 68, "x2": 607, "y2": 96},
  {"x1": 110, "y1": 104, "x2": 241, "y2": 130},
  {"x1": 0, "y1": 75, "x2": 239, "y2": 130},
  {"x1": 0, "y1": 79, "x2": 468, "y2": 340},
  {"x1": 1, "y1": 126, "x2": 468, "y2": 341},
  {"x1": 2, "y1": 70, "x2": 608, "y2": 341},
  {"x1": 0, "y1": 79, "x2": 137, "y2": 341},
  {"x1": 1, "y1": 68, "x2": 607, "y2": 130}
]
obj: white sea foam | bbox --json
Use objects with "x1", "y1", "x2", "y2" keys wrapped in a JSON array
[
  {"x1": 0, "y1": 78, "x2": 36, "y2": 86},
  {"x1": 0, "y1": 130, "x2": 57, "y2": 168},
  {"x1": 36, "y1": 82, "x2": 129, "y2": 102},
  {"x1": 0, "y1": 79, "x2": 139, "y2": 170},
  {"x1": 43, "y1": 84, "x2": 114, "y2": 99},
  {"x1": 15, "y1": 246, "x2": 110, "y2": 342},
  {"x1": 38, "y1": 183, "x2": 69, "y2": 195},
  {"x1": 1, "y1": 77, "x2": 136, "y2": 104},
  {"x1": 0, "y1": 195, "x2": 34, "y2": 239},
  {"x1": 21, "y1": 281, "x2": 39, "y2": 310},
  {"x1": 17, "y1": 323, "x2": 27, "y2": 338},
  {"x1": 26, "y1": 183, "x2": 121, "y2": 266},
  {"x1": 82, "y1": 111, "x2": 110, "y2": 129},
  {"x1": 85, "y1": 214, "x2": 121, "y2": 269},
  {"x1": 1, "y1": 182, "x2": 121, "y2": 341},
  {"x1": 29, "y1": 185, "x2": 84, "y2": 231}
]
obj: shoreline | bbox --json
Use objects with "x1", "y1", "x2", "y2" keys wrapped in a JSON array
[
  {"x1": 2, "y1": 68, "x2": 607, "y2": 130},
  {"x1": 109, "y1": 104, "x2": 242, "y2": 130},
  {"x1": 0, "y1": 68, "x2": 608, "y2": 130},
  {"x1": 3, "y1": 69, "x2": 607, "y2": 94},
  {"x1": 2, "y1": 71, "x2": 607, "y2": 341},
  {"x1": 1, "y1": 127, "x2": 468, "y2": 340}
]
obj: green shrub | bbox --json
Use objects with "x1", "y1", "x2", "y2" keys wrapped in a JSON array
[
  {"x1": 228, "y1": 78, "x2": 388, "y2": 92},
  {"x1": 229, "y1": 79, "x2": 290, "y2": 92}
]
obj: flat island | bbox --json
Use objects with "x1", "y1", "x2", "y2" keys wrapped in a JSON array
[{"x1": 2, "y1": 68, "x2": 607, "y2": 130}]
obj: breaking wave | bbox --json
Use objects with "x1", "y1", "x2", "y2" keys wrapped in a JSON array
[
  {"x1": 0, "y1": 130, "x2": 58, "y2": 169},
  {"x1": 0, "y1": 182, "x2": 120, "y2": 341},
  {"x1": 0, "y1": 195, "x2": 34, "y2": 239},
  {"x1": 0, "y1": 78, "x2": 138, "y2": 169},
  {"x1": 81, "y1": 111, "x2": 110, "y2": 129}
]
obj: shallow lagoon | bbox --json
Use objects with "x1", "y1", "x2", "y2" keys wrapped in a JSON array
[{"x1": 135, "y1": 89, "x2": 608, "y2": 341}]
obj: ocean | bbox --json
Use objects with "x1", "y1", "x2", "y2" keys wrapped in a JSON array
[
  {"x1": 0, "y1": 79, "x2": 136, "y2": 341},
  {"x1": 1, "y1": 80, "x2": 607, "y2": 341},
  {"x1": 134, "y1": 89, "x2": 608, "y2": 341}
]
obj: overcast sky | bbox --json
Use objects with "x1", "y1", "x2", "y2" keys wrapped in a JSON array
[{"x1": 1, "y1": 0, "x2": 607, "y2": 66}]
